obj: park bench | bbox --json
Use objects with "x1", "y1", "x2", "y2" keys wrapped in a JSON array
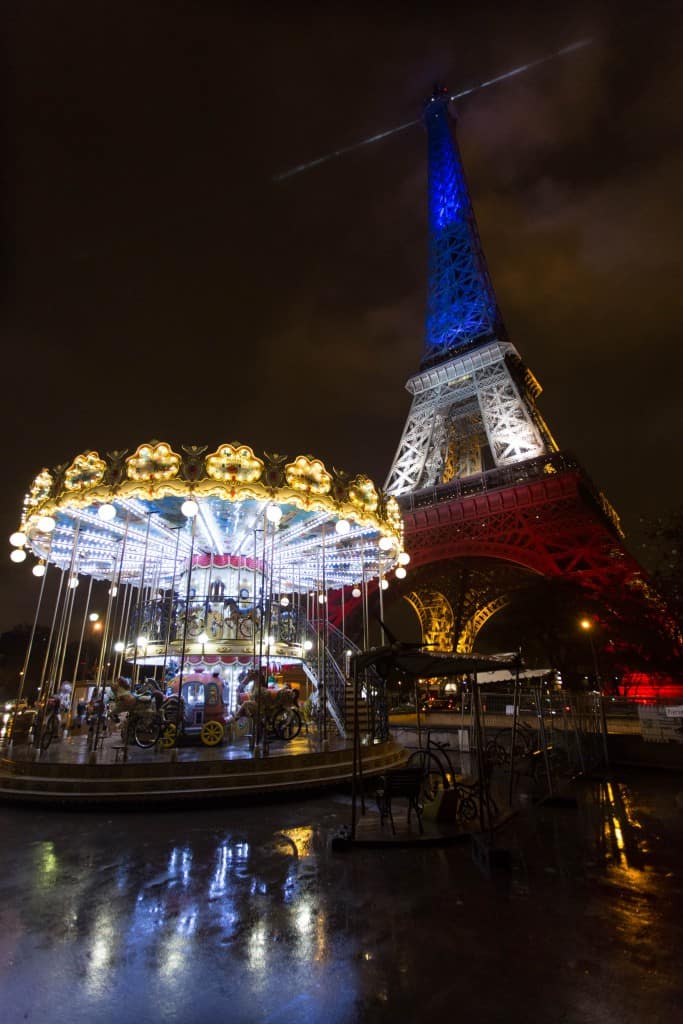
[{"x1": 375, "y1": 765, "x2": 424, "y2": 835}]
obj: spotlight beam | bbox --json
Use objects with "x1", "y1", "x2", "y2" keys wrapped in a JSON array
[{"x1": 273, "y1": 37, "x2": 595, "y2": 183}]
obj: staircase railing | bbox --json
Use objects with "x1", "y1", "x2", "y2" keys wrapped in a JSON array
[
  {"x1": 303, "y1": 620, "x2": 348, "y2": 740},
  {"x1": 299, "y1": 658, "x2": 346, "y2": 739},
  {"x1": 308, "y1": 619, "x2": 389, "y2": 742}
]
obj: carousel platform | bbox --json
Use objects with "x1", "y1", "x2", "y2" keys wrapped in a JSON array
[{"x1": 0, "y1": 730, "x2": 407, "y2": 806}]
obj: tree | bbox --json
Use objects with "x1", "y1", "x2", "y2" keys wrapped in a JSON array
[{"x1": 638, "y1": 508, "x2": 683, "y2": 623}]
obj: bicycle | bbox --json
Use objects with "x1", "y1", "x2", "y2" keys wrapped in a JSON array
[
  {"x1": 407, "y1": 731, "x2": 456, "y2": 800},
  {"x1": 34, "y1": 697, "x2": 63, "y2": 751},
  {"x1": 118, "y1": 697, "x2": 163, "y2": 749},
  {"x1": 85, "y1": 698, "x2": 111, "y2": 752},
  {"x1": 486, "y1": 719, "x2": 570, "y2": 785},
  {"x1": 485, "y1": 720, "x2": 537, "y2": 766},
  {"x1": 271, "y1": 705, "x2": 302, "y2": 740},
  {"x1": 407, "y1": 730, "x2": 497, "y2": 824},
  {"x1": 233, "y1": 689, "x2": 302, "y2": 742}
]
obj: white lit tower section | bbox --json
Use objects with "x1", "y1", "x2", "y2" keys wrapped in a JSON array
[{"x1": 386, "y1": 88, "x2": 557, "y2": 496}]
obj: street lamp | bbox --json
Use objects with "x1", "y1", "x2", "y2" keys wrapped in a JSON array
[
  {"x1": 580, "y1": 619, "x2": 600, "y2": 689},
  {"x1": 580, "y1": 617, "x2": 609, "y2": 767}
]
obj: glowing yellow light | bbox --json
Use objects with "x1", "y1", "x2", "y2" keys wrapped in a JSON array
[{"x1": 265, "y1": 504, "x2": 283, "y2": 524}]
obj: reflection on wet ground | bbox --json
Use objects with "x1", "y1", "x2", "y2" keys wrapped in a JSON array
[{"x1": 1, "y1": 769, "x2": 681, "y2": 1023}]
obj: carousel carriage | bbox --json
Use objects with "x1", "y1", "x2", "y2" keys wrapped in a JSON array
[{"x1": 161, "y1": 672, "x2": 231, "y2": 747}]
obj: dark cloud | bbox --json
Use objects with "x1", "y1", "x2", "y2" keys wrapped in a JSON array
[{"x1": 2, "y1": 1, "x2": 682, "y2": 629}]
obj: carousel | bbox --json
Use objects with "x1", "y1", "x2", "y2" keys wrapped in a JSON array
[{"x1": 8, "y1": 441, "x2": 409, "y2": 755}]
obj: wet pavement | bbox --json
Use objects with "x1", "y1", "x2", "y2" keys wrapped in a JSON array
[
  {"x1": 1, "y1": 768, "x2": 682, "y2": 1024},
  {"x1": 2, "y1": 723, "x2": 338, "y2": 766}
]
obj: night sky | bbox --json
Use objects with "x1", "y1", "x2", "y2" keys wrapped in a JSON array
[{"x1": 2, "y1": 2, "x2": 682, "y2": 632}]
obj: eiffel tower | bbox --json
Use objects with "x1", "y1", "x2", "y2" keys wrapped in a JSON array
[{"x1": 385, "y1": 87, "x2": 680, "y2": 670}]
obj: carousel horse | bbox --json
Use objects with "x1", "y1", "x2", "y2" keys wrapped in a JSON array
[
  {"x1": 175, "y1": 607, "x2": 205, "y2": 639},
  {"x1": 236, "y1": 670, "x2": 298, "y2": 715},
  {"x1": 233, "y1": 672, "x2": 300, "y2": 740},
  {"x1": 223, "y1": 598, "x2": 262, "y2": 640}
]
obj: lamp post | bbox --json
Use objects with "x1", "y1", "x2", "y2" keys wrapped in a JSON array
[
  {"x1": 580, "y1": 618, "x2": 609, "y2": 769},
  {"x1": 579, "y1": 619, "x2": 600, "y2": 689}
]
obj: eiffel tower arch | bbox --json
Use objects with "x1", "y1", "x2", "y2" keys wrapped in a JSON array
[
  {"x1": 385, "y1": 88, "x2": 681, "y2": 669},
  {"x1": 403, "y1": 568, "x2": 514, "y2": 654}
]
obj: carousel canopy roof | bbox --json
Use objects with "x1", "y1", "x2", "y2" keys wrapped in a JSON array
[
  {"x1": 351, "y1": 647, "x2": 522, "y2": 678},
  {"x1": 13, "y1": 442, "x2": 405, "y2": 591}
]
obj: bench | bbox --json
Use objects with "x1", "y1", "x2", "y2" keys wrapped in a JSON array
[{"x1": 375, "y1": 766, "x2": 424, "y2": 835}]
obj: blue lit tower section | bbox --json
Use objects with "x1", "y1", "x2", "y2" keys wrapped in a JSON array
[
  {"x1": 423, "y1": 88, "x2": 505, "y2": 368},
  {"x1": 385, "y1": 88, "x2": 556, "y2": 496}
]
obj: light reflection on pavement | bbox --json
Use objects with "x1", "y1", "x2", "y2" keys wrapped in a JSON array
[{"x1": 0, "y1": 770, "x2": 681, "y2": 1024}]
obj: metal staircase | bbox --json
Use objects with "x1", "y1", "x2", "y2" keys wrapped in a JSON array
[{"x1": 306, "y1": 620, "x2": 389, "y2": 742}]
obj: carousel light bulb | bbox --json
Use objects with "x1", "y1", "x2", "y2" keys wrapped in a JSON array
[
  {"x1": 181, "y1": 499, "x2": 198, "y2": 518},
  {"x1": 395, "y1": 566, "x2": 407, "y2": 579},
  {"x1": 68, "y1": 575, "x2": 79, "y2": 588},
  {"x1": 109, "y1": 585, "x2": 118, "y2": 596},
  {"x1": 335, "y1": 519, "x2": 351, "y2": 536},
  {"x1": 398, "y1": 552, "x2": 410, "y2": 566},
  {"x1": 303, "y1": 640, "x2": 313, "y2": 652},
  {"x1": 97, "y1": 503, "x2": 116, "y2": 522},
  {"x1": 378, "y1": 536, "x2": 393, "y2": 551},
  {"x1": 266, "y1": 635, "x2": 275, "y2": 647},
  {"x1": 37, "y1": 516, "x2": 56, "y2": 533},
  {"x1": 89, "y1": 612, "x2": 100, "y2": 622},
  {"x1": 9, "y1": 531, "x2": 26, "y2": 548},
  {"x1": 136, "y1": 635, "x2": 148, "y2": 647},
  {"x1": 318, "y1": 594, "x2": 327, "y2": 604},
  {"x1": 32, "y1": 562, "x2": 46, "y2": 577},
  {"x1": 10, "y1": 549, "x2": 26, "y2": 563},
  {"x1": 280, "y1": 597, "x2": 290, "y2": 607},
  {"x1": 351, "y1": 586, "x2": 361, "y2": 598},
  {"x1": 197, "y1": 631, "x2": 209, "y2": 645},
  {"x1": 381, "y1": 578, "x2": 389, "y2": 590},
  {"x1": 266, "y1": 504, "x2": 283, "y2": 524},
  {"x1": 113, "y1": 641, "x2": 125, "y2": 653}
]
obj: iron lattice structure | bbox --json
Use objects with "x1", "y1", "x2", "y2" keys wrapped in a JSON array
[
  {"x1": 384, "y1": 89, "x2": 681, "y2": 665},
  {"x1": 423, "y1": 88, "x2": 504, "y2": 365},
  {"x1": 386, "y1": 90, "x2": 557, "y2": 498}
]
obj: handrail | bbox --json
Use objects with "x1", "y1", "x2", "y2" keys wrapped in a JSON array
[{"x1": 308, "y1": 618, "x2": 389, "y2": 742}]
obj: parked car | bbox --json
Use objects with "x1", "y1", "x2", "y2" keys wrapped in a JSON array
[{"x1": 419, "y1": 696, "x2": 459, "y2": 713}]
